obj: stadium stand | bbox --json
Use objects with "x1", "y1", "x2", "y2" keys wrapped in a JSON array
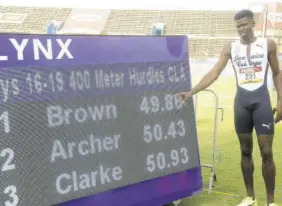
[
  {"x1": 0, "y1": 6, "x2": 71, "y2": 33},
  {"x1": 104, "y1": 10, "x2": 261, "y2": 58},
  {"x1": 0, "y1": 6, "x2": 262, "y2": 58}
]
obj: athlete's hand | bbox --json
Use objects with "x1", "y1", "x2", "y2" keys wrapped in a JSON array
[
  {"x1": 274, "y1": 102, "x2": 282, "y2": 123},
  {"x1": 174, "y1": 91, "x2": 193, "y2": 105}
]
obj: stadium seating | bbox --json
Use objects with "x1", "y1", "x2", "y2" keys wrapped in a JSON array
[
  {"x1": 0, "y1": 6, "x2": 262, "y2": 58},
  {"x1": 103, "y1": 10, "x2": 212, "y2": 35},
  {"x1": 0, "y1": 6, "x2": 71, "y2": 33}
]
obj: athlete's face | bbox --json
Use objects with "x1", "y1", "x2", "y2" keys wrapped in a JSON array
[{"x1": 235, "y1": 17, "x2": 255, "y2": 39}]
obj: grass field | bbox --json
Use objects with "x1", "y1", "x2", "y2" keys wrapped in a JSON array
[{"x1": 179, "y1": 76, "x2": 282, "y2": 206}]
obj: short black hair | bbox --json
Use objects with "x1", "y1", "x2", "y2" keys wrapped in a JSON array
[{"x1": 234, "y1": 9, "x2": 254, "y2": 21}]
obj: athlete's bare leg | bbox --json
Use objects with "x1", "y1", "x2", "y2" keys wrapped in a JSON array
[
  {"x1": 257, "y1": 135, "x2": 276, "y2": 205},
  {"x1": 238, "y1": 133, "x2": 255, "y2": 199}
]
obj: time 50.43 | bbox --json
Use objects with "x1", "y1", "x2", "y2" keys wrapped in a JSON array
[
  {"x1": 143, "y1": 120, "x2": 186, "y2": 143},
  {"x1": 146, "y1": 147, "x2": 189, "y2": 173}
]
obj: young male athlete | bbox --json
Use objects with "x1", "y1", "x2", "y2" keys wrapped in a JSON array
[{"x1": 176, "y1": 9, "x2": 282, "y2": 206}]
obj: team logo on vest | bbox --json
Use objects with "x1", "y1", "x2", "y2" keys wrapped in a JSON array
[
  {"x1": 234, "y1": 54, "x2": 264, "y2": 68},
  {"x1": 256, "y1": 43, "x2": 262, "y2": 49}
]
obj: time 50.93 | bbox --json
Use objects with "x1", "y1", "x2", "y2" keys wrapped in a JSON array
[
  {"x1": 26, "y1": 70, "x2": 91, "y2": 94},
  {"x1": 146, "y1": 147, "x2": 189, "y2": 173}
]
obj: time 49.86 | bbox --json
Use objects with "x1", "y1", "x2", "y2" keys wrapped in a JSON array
[{"x1": 140, "y1": 94, "x2": 182, "y2": 114}]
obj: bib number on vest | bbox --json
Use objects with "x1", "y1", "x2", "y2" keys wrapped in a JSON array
[
  {"x1": 239, "y1": 66, "x2": 263, "y2": 84},
  {"x1": 245, "y1": 73, "x2": 256, "y2": 80}
]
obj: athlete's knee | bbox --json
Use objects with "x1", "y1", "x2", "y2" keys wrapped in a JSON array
[
  {"x1": 238, "y1": 134, "x2": 253, "y2": 157},
  {"x1": 260, "y1": 147, "x2": 273, "y2": 162},
  {"x1": 258, "y1": 135, "x2": 274, "y2": 162},
  {"x1": 241, "y1": 146, "x2": 252, "y2": 158}
]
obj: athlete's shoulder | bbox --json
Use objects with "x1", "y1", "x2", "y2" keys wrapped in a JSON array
[
  {"x1": 266, "y1": 38, "x2": 275, "y2": 44},
  {"x1": 228, "y1": 40, "x2": 239, "y2": 57},
  {"x1": 266, "y1": 38, "x2": 277, "y2": 53},
  {"x1": 224, "y1": 41, "x2": 232, "y2": 49},
  {"x1": 222, "y1": 41, "x2": 232, "y2": 56}
]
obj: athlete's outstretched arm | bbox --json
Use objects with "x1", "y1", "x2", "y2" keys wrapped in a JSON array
[
  {"x1": 189, "y1": 42, "x2": 231, "y2": 96},
  {"x1": 268, "y1": 39, "x2": 282, "y2": 100}
]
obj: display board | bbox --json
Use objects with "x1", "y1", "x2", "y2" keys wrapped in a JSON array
[{"x1": 0, "y1": 34, "x2": 202, "y2": 206}]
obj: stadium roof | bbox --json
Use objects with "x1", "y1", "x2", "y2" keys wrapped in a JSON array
[{"x1": 0, "y1": 0, "x2": 270, "y2": 11}]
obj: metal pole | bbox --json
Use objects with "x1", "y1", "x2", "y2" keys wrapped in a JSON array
[{"x1": 200, "y1": 89, "x2": 224, "y2": 194}]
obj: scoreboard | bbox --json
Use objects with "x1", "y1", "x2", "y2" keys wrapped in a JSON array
[{"x1": 0, "y1": 34, "x2": 202, "y2": 206}]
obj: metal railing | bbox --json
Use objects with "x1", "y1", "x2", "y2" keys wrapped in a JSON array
[{"x1": 195, "y1": 89, "x2": 224, "y2": 194}]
